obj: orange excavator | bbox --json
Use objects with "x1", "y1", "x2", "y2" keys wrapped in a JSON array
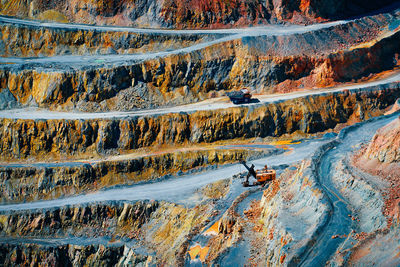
[{"x1": 240, "y1": 161, "x2": 276, "y2": 187}]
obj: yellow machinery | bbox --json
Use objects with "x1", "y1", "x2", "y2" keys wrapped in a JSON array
[{"x1": 240, "y1": 161, "x2": 276, "y2": 187}]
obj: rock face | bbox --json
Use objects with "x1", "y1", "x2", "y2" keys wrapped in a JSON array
[
  {"x1": 258, "y1": 161, "x2": 328, "y2": 266},
  {"x1": 365, "y1": 117, "x2": 400, "y2": 163},
  {"x1": 142, "y1": 201, "x2": 214, "y2": 266},
  {"x1": 0, "y1": 21, "x2": 213, "y2": 57},
  {"x1": 354, "y1": 118, "x2": 400, "y2": 223},
  {"x1": 0, "y1": 243, "x2": 151, "y2": 266},
  {"x1": 348, "y1": 117, "x2": 400, "y2": 266},
  {"x1": 0, "y1": 201, "x2": 159, "y2": 238},
  {"x1": 1, "y1": 1, "x2": 400, "y2": 266},
  {"x1": 195, "y1": 160, "x2": 330, "y2": 266},
  {"x1": 0, "y1": 148, "x2": 272, "y2": 202},
  {"x1": 1, "y1": 11, "x2": 398, "y2": 111},
  {"x1": 1, "y1": 85, "x2": 398, "y2": 161},
  {"x1": 0, "y1": 0, "x2": 398, "y2": 28},
  {"x1": 0, "y1": 194, "x2": 221, "y2": 266}
]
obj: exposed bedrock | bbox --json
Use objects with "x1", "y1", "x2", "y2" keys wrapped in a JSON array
[
  {"x1": 1, "y1": 14, "x2": 399, "y2": 111},
  {"x1": 354, "y1": 117, "x2": 400, "y2": 226},
  {"x1": 347, "y1": 118, "x2": 400, "y2": 266},
  {"x1": 0, "y1": 10, "x2": 394, "y2": 58},
  {"x1": 0, "y1": 201, "x2": 159, "y2": 238},
  {"x1": 258, "y1": 161, "x2": 328, "y2": 266},
  {"x1": 0, "y1": 243, "x2": 151, "y2": 266},
  {"x1": 205, "y1": 159, "x2": 330, "y2": 265},
  {"x1": 365, "y1": 117, "x2": 400, "y2": 163},
  {"x1": 142, "y1": 201, "x2": 216, "y2": 266},
  {"x1": 332, "y1": 160, "x2": 387, "y2": 233},
  {"x1": 0, "y1": 198, "x2": 219, "y2": 265},
  {"x1": 0, "y1": 148, "x2": 273, "y2": 203},
  {"x1": 1, "y1": 85, "x2": 399, "y2": 161},
  {"x1": 0, "y1": 157, "x2": 332, "y2": 266},
  {"x1": 201, "y1": 192, "x2": 248, "y2": 264},
  {"x1": 0, "y1": 22, "x2": 215, "y2": 57},
  {"x1": 319, "y1": 118, "x2": 400, "y2": 266},
  {"x1": 0, "y1": 0, "x2": 398, "y2": 28}
]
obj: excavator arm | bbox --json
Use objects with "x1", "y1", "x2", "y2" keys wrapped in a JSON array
[
  {"x1": 240, "y1": 161, "x2": 276, "y2": 187},
  {"x1": 240, "y1": 161, "x2": 257, "y2": 178},
  {"x1": 240, "y1": 161, "x2": 257, "y2": 186}
]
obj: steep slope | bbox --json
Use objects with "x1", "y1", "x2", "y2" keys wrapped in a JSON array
[
  {"x1": 0, "y1": 0, "x2": 398, "y2": 28},
  {"x1": 345, "y1": 117, "x2": 400, "y2": 266},
  {"x1": 365, "y1": 116, "x2": 400, "y2": 163},
  {"x1": 1, "y1": 11, "x2": 399, "y2": 112},
  {"x1": 1, "y1": 85, "x2": 398, "y2": 161}
]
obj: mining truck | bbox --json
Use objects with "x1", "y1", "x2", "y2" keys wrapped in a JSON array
[
  {"x1": 240, "y1": 161, "x2": 276, "y2": 187},
  {"x1": 227, "y1": 88, "x2": 252, "y2": 104}
]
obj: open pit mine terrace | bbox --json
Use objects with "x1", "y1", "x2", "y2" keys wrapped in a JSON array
[{"x1": 0, "y1": 1, "x2": 400, "y2": 266}]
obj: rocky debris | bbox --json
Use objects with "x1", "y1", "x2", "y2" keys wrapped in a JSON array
[
  {"x1": 243, "y1": 200, "x2": 263, "y2": 229},
  {"x1": 1, "y1": 85, "x2": 399, "y2": 161},
  {"x1": 241, "y1": 199, "x2": 266, "y2": 266},
  {"x1": 198, "y1": 179, "x2": 232, "y2": 200},
  {"x1": 0, "y1": 0, "x2": 397, "y2": 28},
  {"x1": 347, "y1": 227, "x2": 400, "y2": 266},
  {"x1": 353, "y1": 231, "x2": 369, "y2": 240},
  {"x1": 203, "y1": 191, "x2": 248, "y2": 264},
  {"x1": 259, "y1": 161, "x2": 329, "y2": 266},
  {"x1": 0, "y1": 148, "x2": 269, "y2": 202},
  {"x1": 0, "y1": 88, "x2": 19, "y2": 110}
]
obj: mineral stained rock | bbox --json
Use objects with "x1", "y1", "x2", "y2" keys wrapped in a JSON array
[
  {"x1": 1, "y1": 1, "x2": 400, "y2": 266},
  {"x1": 0, "y1": 148, "x2": 274, "y2": 202},
  {"x1": 0, "y1": 21, "x2": 214, "y2": 57},
  {"x1": 341, "y1": 118, "x2": 400, "y2": 266},
  {"x1": 0, "y1": 0, "x2": 398, "y2": 27},
  {"x1": 1, "y1": 85, "x2": 398, "y2": 161},
  {"x1": 365, "y1": 117, "x2": 400, "y2": 163},
  {"x1": 1, "y1": 11, "x2": 399, "y2": 111}
]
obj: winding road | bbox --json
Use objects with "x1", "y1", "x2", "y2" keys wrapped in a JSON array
[{"x1": 298, "y1": 113, "x2": 399, "y2": 266}]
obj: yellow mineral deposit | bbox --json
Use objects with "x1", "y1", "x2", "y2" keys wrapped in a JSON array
[
  {"x1": 269, "y1": 140, "x2": 302, "y2": 146},
  {"x1": 203, "y1": 219, "x2": 221, "y2": 236},
  {"x1": 188, "y1": 244, "x2": 210, "y2": 262}
]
